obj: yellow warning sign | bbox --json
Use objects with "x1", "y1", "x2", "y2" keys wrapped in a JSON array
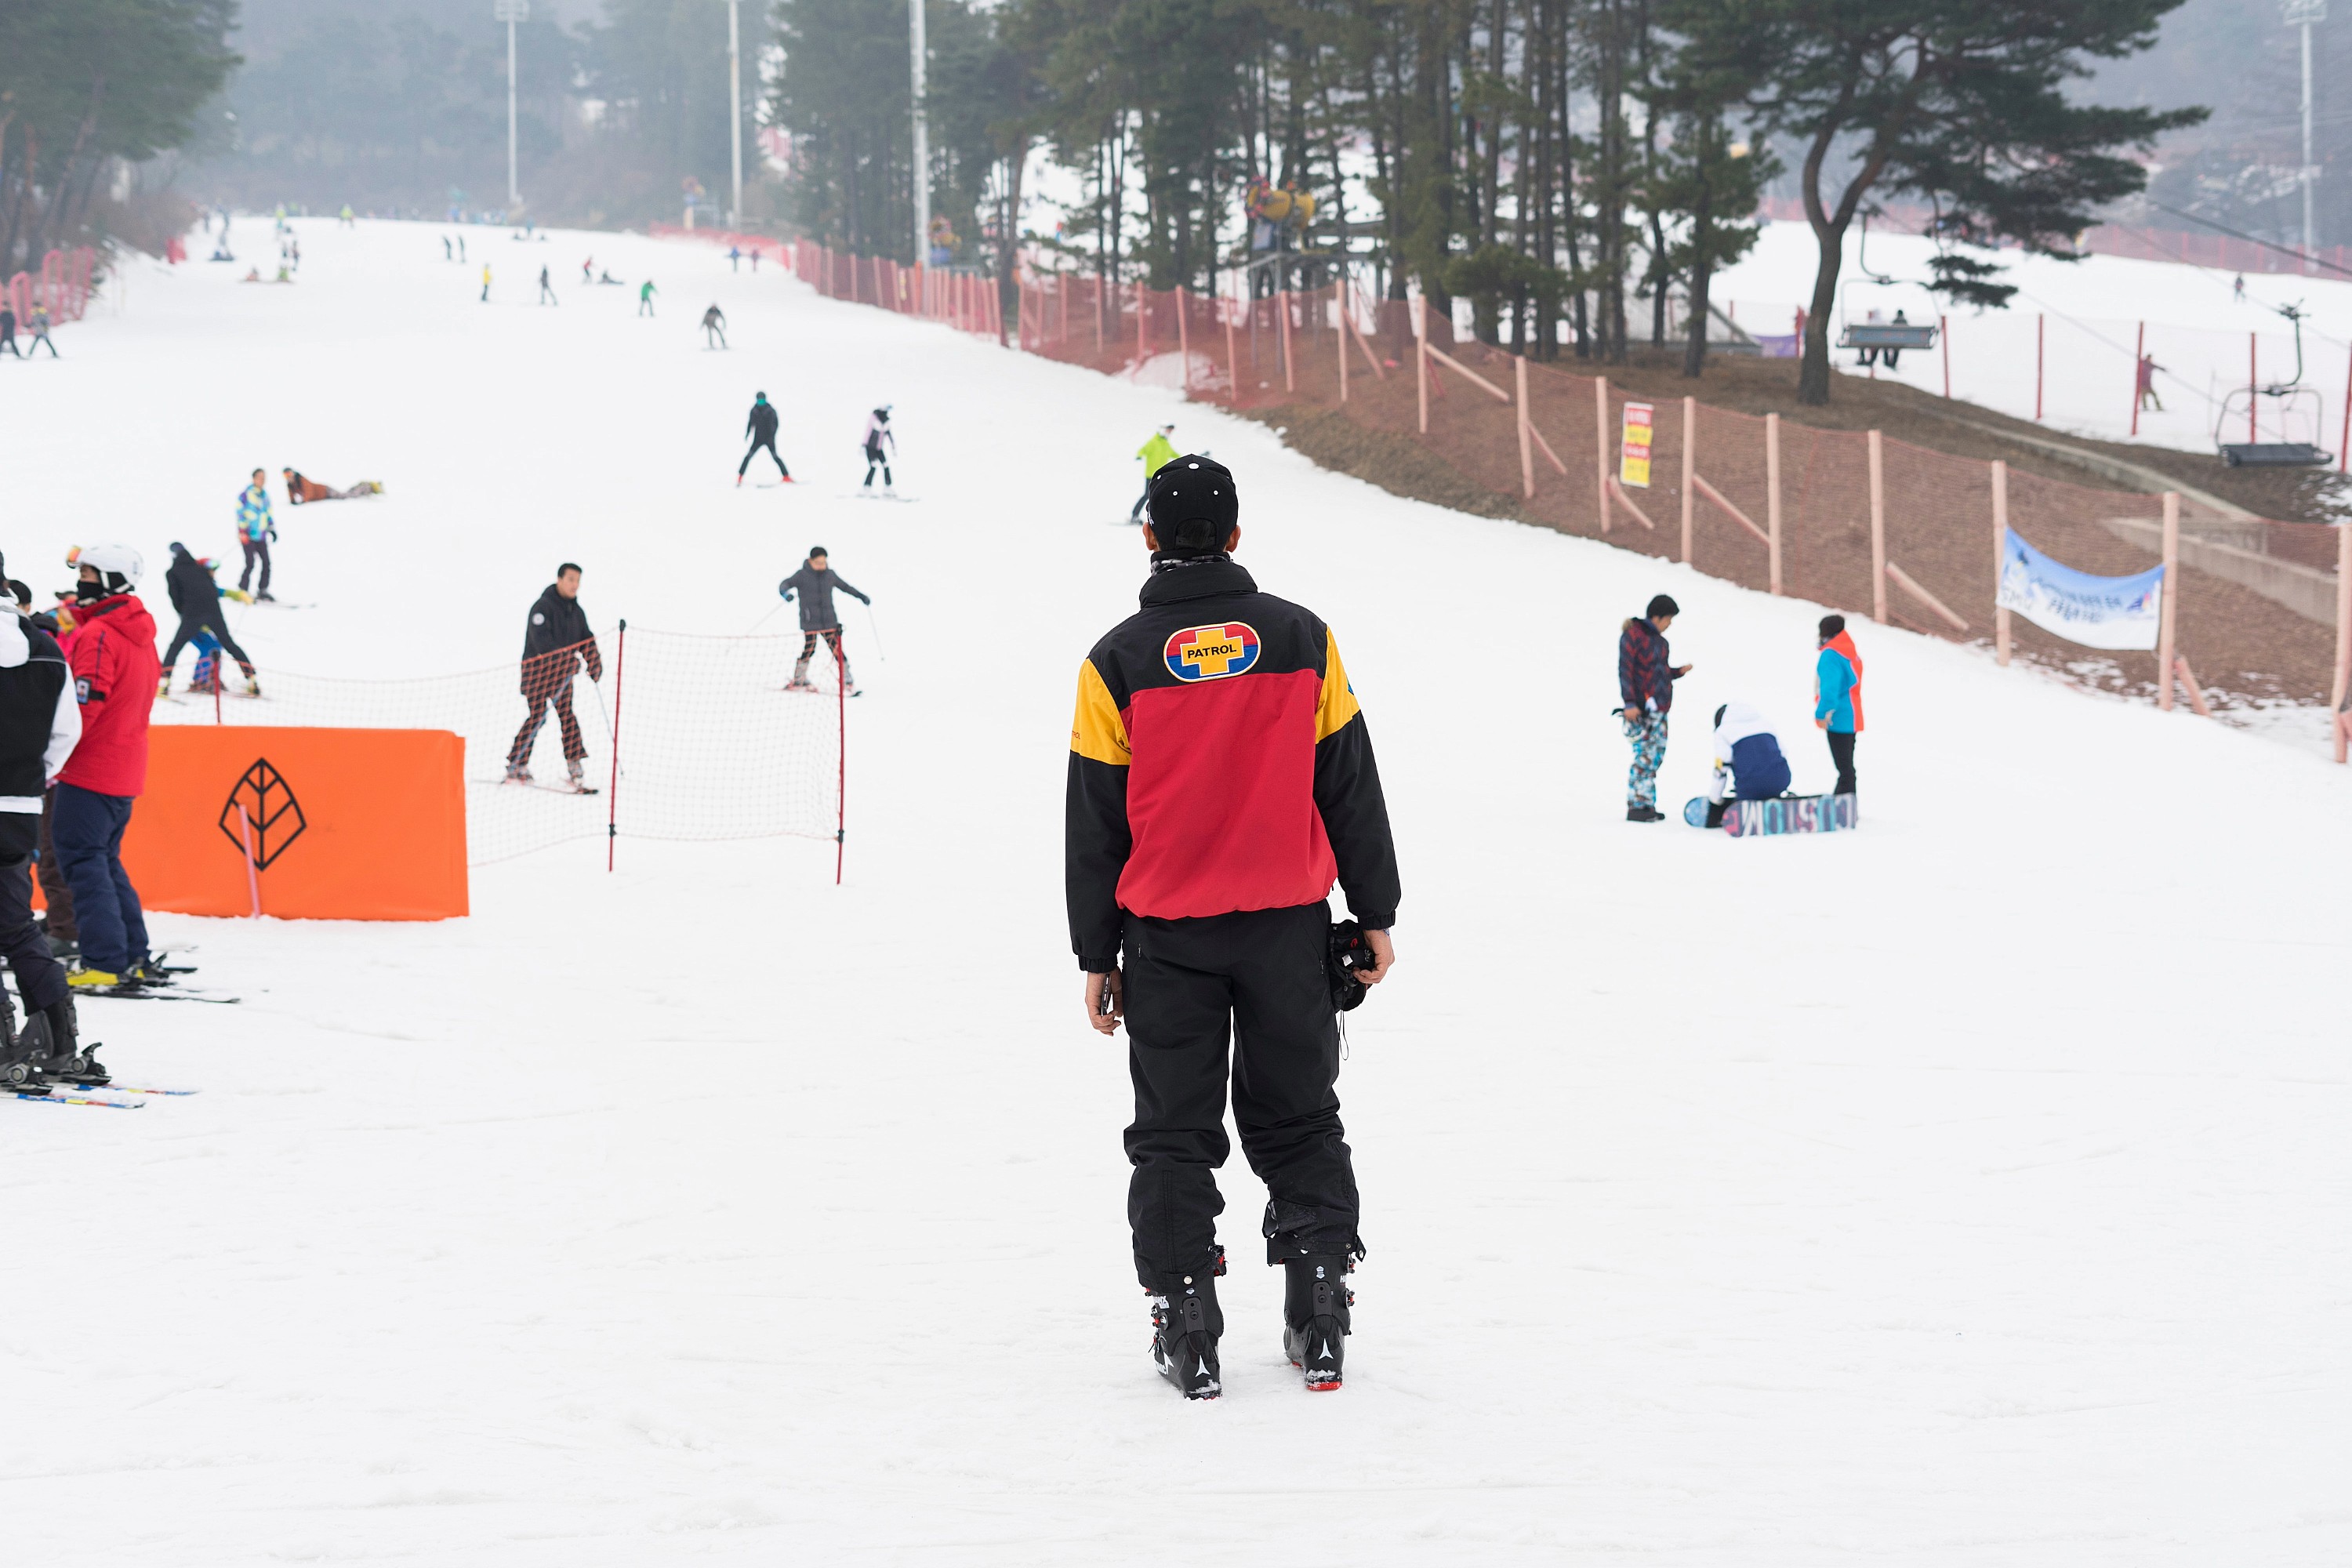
[{"x1": 1620, "y1": 401, "x2": 1654, "y2": 489}]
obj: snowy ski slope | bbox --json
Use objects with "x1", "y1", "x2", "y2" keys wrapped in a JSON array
[{"x1": 1, "y1": 220, "x2": 2347, "y2": 1565}]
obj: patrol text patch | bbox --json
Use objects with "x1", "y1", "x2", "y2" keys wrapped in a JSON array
[{"x1": 1163, "y1": 622, "x2": 1261, "y2": 681}]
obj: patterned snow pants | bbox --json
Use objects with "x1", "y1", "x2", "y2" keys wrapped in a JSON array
[{"x1": 1623, "y1": 710, "x2": 1669, "y2": 809}]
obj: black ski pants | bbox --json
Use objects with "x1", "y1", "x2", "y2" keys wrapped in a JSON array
[
  {"x1": 862, "y1": 441, "x2": 891, "y2": 488},
  {"x1": 239, "y1": 536, "x2": 271, "y2": 595},
  {"x1": 1826, "y1": 729, "x2": 1858, "y2": 797},
  {"x1": 507, "y1": 681, "x2": 584, "y2": 770},
  {"x1": 36, "y1": 789, "x2": 73, "y2": 943},
  {"x1": 1121, "y1": 902, "x2": 1359, "y2": 1288},
  {"x1": 164, "y1": 612, "x2": 255, "y2": 677},
  {"x1": 0, "y1": 815, "x2": 67, "y2": 1012},
  {"x1": 739, "y1": 435, "x2": 789, "y2": 478}
]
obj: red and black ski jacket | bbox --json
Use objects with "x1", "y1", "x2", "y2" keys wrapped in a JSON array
[{"x1": 1066, "y1": 557, "x2": 1399, "y2": 973}]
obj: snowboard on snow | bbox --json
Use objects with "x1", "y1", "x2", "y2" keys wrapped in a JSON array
[{"x1": 1685, "y1": 793, "x2": 1857, "y2": 837}]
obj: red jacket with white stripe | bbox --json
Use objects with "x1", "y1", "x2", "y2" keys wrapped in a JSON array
[
  {"x1": 57, "y1": 593, "x2": 161, "y2": 797},
  {"x1": 1065, "y1": 557, "x2": 1399, "y2": 972}
]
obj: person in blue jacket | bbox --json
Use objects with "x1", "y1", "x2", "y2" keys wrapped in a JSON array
[
  {"x1": 1813, "y1": 614, "x2": 1864, "y2": 797},
  {"x1": 1704, "y1": 702, "x2": 1791, "y2": 827}
]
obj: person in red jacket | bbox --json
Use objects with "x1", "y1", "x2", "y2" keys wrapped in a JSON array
[{"x1": 52, "y1": 546, "x2": 162, "y2": 990}]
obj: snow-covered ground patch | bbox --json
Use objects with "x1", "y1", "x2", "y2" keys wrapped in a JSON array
[{"x1": 0, "y1": 219, "x2": 2346, "y2": 1565}]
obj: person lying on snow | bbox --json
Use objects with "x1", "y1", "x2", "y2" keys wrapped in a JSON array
[
  {"x1": 281, "y1": 467, "x2": 383, "y2": 503},
  {"x1": 1704, "y1": 702, "x2": 1791, "y2": 828}
]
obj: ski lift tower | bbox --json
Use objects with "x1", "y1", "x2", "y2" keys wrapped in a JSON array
[
  {"x1": 2286, "y1": 0, "x2": 2325, "y2": 270},
  {"x1": 494, "y1": 0, "x2": 527, "y2": 212}
]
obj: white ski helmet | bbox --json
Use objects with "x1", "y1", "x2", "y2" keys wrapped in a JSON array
[{"x1": 78, "y1": 543, "x2": 145, "y2": 594}]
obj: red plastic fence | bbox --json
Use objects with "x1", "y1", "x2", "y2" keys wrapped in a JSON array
[{"x1": 4, "y1": 249, "x2": 97, "y2": 330}]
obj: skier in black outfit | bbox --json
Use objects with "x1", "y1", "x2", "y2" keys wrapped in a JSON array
[
  {"x1": 0, "y1": 561, "x2": 92, "y2": 1091},
  {"x1": 0, "y1": 306, "x2": 17, "y2": 358},
  {"x1": 160, "y1": 544, "x2": 259, "y2": 695},
  {"x1": 504, "y1": 564, "x2": 604, "y2": 789},
  {"x1": 778, "y1": 547, "x2": 869, "y2": 695},
  {"x1": 1066, "y1": 454, "x2": 1400, "y2": 1399},
  {"x1": 737, "y1": 391, "x2": 791, "y2": 485}
]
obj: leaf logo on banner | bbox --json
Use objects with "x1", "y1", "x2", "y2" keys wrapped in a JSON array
[{"x1": 216, "y1": 759, "x2": 307, "y2": 870}]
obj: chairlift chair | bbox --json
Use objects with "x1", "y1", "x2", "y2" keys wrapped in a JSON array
[
  {"x1": 1835, "y1": 216, "x2": 1939, "y2": 368},
  {"x1": 2216, "y1": 301, "x2": 2333, "y2": 467}
]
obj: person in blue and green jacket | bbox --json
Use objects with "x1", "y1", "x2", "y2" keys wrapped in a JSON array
[
  {"x1": 1814, "y1": 614, "x2": 1864, "y2": 797},
  {"x1": 234, "y1": 469, "x2": 277, "y2": 601}
]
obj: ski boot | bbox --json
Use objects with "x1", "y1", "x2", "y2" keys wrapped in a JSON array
[
  {"x1": 1147, "y1": 1247, "x2": 1225, "y2": 1400},
  {"x1": 503, "y1": 764, "x2": 532, "y2": 784},
  {"x1": 0, "y1": 985, "x2": 33, "y2": 1092},
  {"x1": 566, "y1": 759, "x2": 586, "y2": 792},
  {"x1": 786, "y1": 657, "x2": 817, "y2": 692},
  {"x1": 24, "y1": 998, "x2": 103, "y2": 1087},
  {"x1": 66, "y1": 964, "x2": 127, "y2": 993},
  {"x1": 1280, "y1": 1253, "x2": 1356, "y2": 1392}
]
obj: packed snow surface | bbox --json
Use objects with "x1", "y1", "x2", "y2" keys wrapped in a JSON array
[{"x1": 2, "y1": 221, "x2": 2347, "y2": 1564}]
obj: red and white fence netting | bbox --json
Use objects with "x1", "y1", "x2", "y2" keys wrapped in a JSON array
[{"x1": 152, "y1": 628, "x2": 851, "y2": 869}]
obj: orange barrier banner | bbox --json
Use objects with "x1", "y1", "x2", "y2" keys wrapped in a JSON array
[{"x1": 108, "y1": 727, "x2": 468, "y2": 921}]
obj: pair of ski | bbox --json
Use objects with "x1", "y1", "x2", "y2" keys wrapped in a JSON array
[
  {"x1": 488, "y1": 775, "x2": 601, "y2": 797},
  {"x1": 6, "y1": 1081, "x2": 201, "y2": 1111}
]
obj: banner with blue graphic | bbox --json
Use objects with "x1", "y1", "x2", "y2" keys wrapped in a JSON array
[{"x1": 1996, "y1": 531, "x2": 2165, "y2": 651}]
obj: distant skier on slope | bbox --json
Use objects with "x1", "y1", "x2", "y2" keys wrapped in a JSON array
[
  {"x1": 160, "y1": 544, "x2": 260, "y2": 697},
  {"x1": 738, "y1": 392, "x2": 792, "y2": 485},
  {"x1": 1067, "y1": 453, "x2": 1399, "y2": 1400},
  {"x1": 234, "y1": 469, "x2": 278, "y2": 601},
  {"x1": 638, "y1": 278, "x2": 657, "y2": 317},
  {"x1": 481, "y1": 263, "x2": 492, "y2": 303},
  {"x1": 860, "y1": 406, "x2": 896, "y2": 492},
  {"x1": 702, "y1": 303, "x2": 728, "y2": 348},
  {"x1": 1701, "y1": 702, "x2": 1791, "y2": 828},
  {"x1": 779, "y1": 546, "x2": 869, "y2": 696},
  {"x1": 581, "y1": 256, "x2": 593, "y2": 284},
  {"x1": 1130, "y1": 423, "x2": 1177, "y2": 522},
  {"x1": 1814, "y1": 614, "x2": 1864, "y2": 800},
  {"x1": 539, "y1": 265, "x2": 557, "y2": 305},
  {"x1": 504, "y1": 564, "x2": 604, "y2": 790}
]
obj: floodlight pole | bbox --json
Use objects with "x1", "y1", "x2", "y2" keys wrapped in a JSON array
[
  {"x1": 728, "y1": 0, "x2": 743, "y2": 226},
  {"x1": 910, "y1": 0, "x2": 930, "y2": 263},
  {"x1": 2286, "y1": 0, "x2": 2326, "y2": 270},
  {"x1": 495, "y1": 0, "x2": 528, "y2": 211}
]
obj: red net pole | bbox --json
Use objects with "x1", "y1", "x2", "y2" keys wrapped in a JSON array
[
  {"x1": 607, "y1": 619, "x2": 626, "y2": 871},
  {"x1": 834, "y1": 637, "x2": 847, "y2": 885}
]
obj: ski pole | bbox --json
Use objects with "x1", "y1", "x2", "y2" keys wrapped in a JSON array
[
  {"x1": 744, "y1": 602, "x2": 782, "y2": 635},
  {"x1": 864, "y1": 601, "x2": 886, "y2": 661}
]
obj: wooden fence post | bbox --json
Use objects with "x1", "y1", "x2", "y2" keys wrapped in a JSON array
[
  {"x1": 2158, "y1": 491, "x2": 2180, "y2": 710},
  {"x1": 2334, "y1": 518, "x2": 2351, "y2": 760},
  {"x1": 1765, "y1": 412, "x2": 1783, "y2": 595},
  {"x1": 1338, "y1": 280, "x2": 1349, "y2": 403},
  {"x1": 1177, "y1": 285, "x2": 1191, "y2": 394},
  {"x1": 1225, "y1": 285, "x2": 1240, "y2": 404},
  {"x1": 1680, "y1": 397, "x2": 1696, "y2": 564},
  {"x1": 1414, "y1": 297, "x2": 1429, "y2": 435},
  {"x1": 1280, "y1": 288, "x2": 1294, "y2": 394},
  {"x1": 1868, "y1": 429, "x2": 1888, "y2": 624},
  {"x1": 1595, "y1": 376, "x2": 1611, "y2": 533},
  {"x1": 1993, "y1": 459, "x2": 2012, "y2": 666},
  {"x1": 1515, "y1": 355, "x2": 1534, "y2": 499}
]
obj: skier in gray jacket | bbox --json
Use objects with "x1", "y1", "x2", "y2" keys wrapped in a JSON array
[{"x1": 778, "y1": 546, "x2": 870, "y2": 695}]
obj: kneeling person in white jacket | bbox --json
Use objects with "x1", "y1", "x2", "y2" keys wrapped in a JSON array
[{"x1": 1706, "y1": 702, "x2": 1792, "y2": 828}]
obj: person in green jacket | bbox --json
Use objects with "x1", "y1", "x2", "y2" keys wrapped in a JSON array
[
  {"x1": 638, "y1": 278, "x2": 657, "y2": 318},
  {"x1": 1130, "y1": 423, "x2": 1178, "y2": 523}
]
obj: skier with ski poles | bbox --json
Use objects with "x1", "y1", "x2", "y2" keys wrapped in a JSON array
[
  {"x1": 504, "y1": 564, "x2": 603, "y2": 790},
  {"x1": 702, "y1": 303, "x2": 728, "y2": 348},
  {"x1": 778, "y1": 547, "x2": 869, "y2": 695},
  {"x1": 860, "y1": 405, "x2": 896, "y2": 492},
  {"x1": 638, "y1": 278, "x2": 657, "y2": 317},
  {"x1": 737, "y1": 391, "x2": 792, "y2": 485},
  {"x1": 0, "y1": 549, "x2": 85, "y2": 1090},
  {"x1": 1068, "y1": 454, "x2": 1399, "y2": 1400}
]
